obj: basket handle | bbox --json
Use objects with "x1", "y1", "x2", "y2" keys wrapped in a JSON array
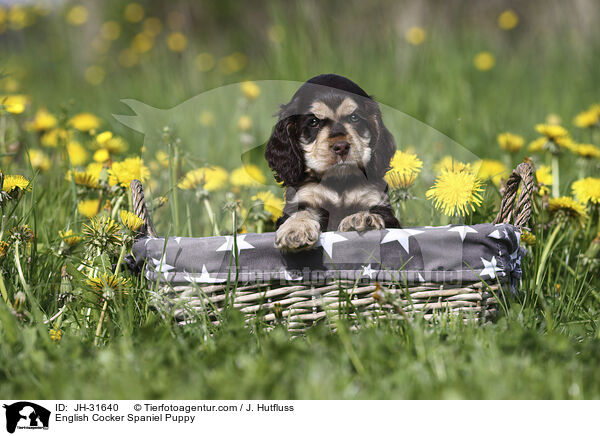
[
  {"x1": 130, "y1": 179, "x2": 158, "y2": 238},
  {"x1": 493, "y1": 161, "x2": 535, "y2": 228}
]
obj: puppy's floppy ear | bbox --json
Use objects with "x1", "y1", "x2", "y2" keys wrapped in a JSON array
[
  {"x1": 265, "y1": 115, "x2": 306, "y2": 187},
  {"x1": 366, "y1": 110, "x2": 396, "y2": 182}
]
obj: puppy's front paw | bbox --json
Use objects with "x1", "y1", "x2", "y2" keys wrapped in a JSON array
[
  {"x1": 338, "y1": 212, "x2": 385, "y2": 232},
  {"x1": 275, "y1": 215, "x2": 320, "y2": 251}
]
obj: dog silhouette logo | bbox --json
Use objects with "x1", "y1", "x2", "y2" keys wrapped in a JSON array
[{"x1": 3, "y1": 402, "x2": 50, "y2": 433}]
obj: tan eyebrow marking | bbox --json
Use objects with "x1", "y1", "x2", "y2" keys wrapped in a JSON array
[
  {"x1": 309, "y1": 101, "x2": 335, "y2": 120},
  {"x1": 336, "y1": 97, "x2": 358, "y2": 118}
]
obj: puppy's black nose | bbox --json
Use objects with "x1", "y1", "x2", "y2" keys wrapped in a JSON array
[{"x1": 332, "y1": 140, "x2": 350, "y2": 156}]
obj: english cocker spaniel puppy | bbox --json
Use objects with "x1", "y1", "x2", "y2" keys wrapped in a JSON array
[{"x1": 265, "y1": 74, "x2": 400, "y2": 251}]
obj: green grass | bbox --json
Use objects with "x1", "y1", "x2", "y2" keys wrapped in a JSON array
[{"x1": 0, "y1": 0, "x2": 600, "y2": 399}]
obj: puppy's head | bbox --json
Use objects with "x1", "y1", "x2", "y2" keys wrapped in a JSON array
[{"x1": 265, "y1": 74, "x2": 396, "y2": 187}]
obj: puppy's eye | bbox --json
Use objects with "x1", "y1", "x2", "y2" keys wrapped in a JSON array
[
  {"x1": 308, "y1": 117, "x2": 320, "y2": 128},
  {"x1": 349, "y1": 113, "x2": 360, "y2": 123}
]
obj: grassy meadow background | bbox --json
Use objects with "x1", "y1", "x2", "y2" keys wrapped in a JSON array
[{"x1": 1, "y1": 0, "x2": 600, "y2": 399}]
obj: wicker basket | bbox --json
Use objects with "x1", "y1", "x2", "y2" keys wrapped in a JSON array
[{"x1": 128, "y1": 162, "x2": 534, "y2": 332}]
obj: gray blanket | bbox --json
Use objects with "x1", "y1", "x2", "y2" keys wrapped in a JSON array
[{"x1": 130, "y1": 223, "x2": 524, "y2": 290}]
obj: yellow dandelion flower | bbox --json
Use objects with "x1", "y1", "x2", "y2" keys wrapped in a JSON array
[
  {"x1": 218, "y1": 52, "x2": 247, "y2": 74},
  {"x1": 572, "y1": 143, "x2": 600, "y2": 159},
  {"x1": 68, "y1": 170, "x2": 100, "y2": 189},
  {"x1": 385, "y1": 172, "x2": 418, "y2": 190},
  {"x1": 1, "y1": 94, "x2": 29, "y2": 114},
  {"x1": 120, "y1": 210, "x2": 144, "y2": 232},
  {"x1": 546, "y1": 113, "x2": 562, "y2": 125},
  {"x1": 405, "y1": 26, "x2": 426, "y2": 45},
  {"x1": 434, "y1": 156, "x2": 472, "y2": 173},
  {"x1": 572, "y1": 177, "x2": 600, "y2": 205},
  {"x1": 528, "y1": 137, "x2": 546, "y2": 153},
  {"x1": 535, "y1": 124, "x2": 568, "y2": 141},
  {"x1": 2, "y1": 174, "x2": 30, "y2": 193},
  {"x1": 124, "y1": 3, "x2": 144, "y2": 23},
  {"x1": 67, "y1": 141, "x2": 89, "y2": 166},
  {"x1": 87, "y1": 273, "x2": 131, "y2": 293},
  {"x1": 554, "y1": 135, "x2": 576, "y2": 151},
  {"x1": 3, "y1": 78, "x2": 19, "y2": 93},
  {"x1": 473, "y1": 159, "x2": 509, "y2": 186},
  {"x1": 573, "y1": 106, "x2": 600, "y2": 128},
  {"x1": 143, "y1": 17, "x2": 162, "y2": 37},
  {"x1": 103, "y1": 136, "x2": 127, "y2": 154},
  {"x1": 28, "y1": 149, "x2": 51, "y2": 172},
  {"x1": 84, "y1": 65, "x2": 105, "y2": 86},
  {"x1": 426, "y1": 169, "x2": 484, "y2": 216},
  {"x1": 8, "y1": 5, "x2": 35, "y2": 30},
  {"x1": 238, "y1": 115, "x2": 252, "y2": 131},
  {"x1": 497, "y1": 132, "x2": 524, "y2": 153},
  {"x1": 240, "y1": 81, "x2": 260, "y2": 100},
  {"x1": 384, "y1": 150, "x2": 423, "y2": 189},
  {"x1": 178, "y1": 166, "x2": 228, "y2": 191},
  {"x1": 536, "y1": 164, "x2": 552, "y2": 186},
  {"x1": 195, "y1": 52, "x2": 215, "y2": 72},
  {"x1": 131, "y1": 33, "x2": 154, "y2": 54},
  {"x1": 155, "y1": 151, "x2": 169, "y2": 168},
  {"x1": 132, "y1": 35, "x2": 153, "y2": 56},
  {"x1": 230, "y1": 165, "x2": 266, "y2": 187},
  {"x1": 59, "y1": 229, "x2": 81, "y2": 246},
  {"x1": 86, "y1": 162, "x2": 104, "y2": 179},
  {"x1": 548, "y1": 196, "x2": 588, "y2": 226},
  {"x1": 108, "y1": 156, "x2": 150, "y2": 188},
  {"x1": 100, "y1": 20, "x2": 121, "y2": 40},
  {"x1": 252, "y1": 191, "x2": 284, "y2": 221},
  {"x1": 49, "y1": 328, "x2": 62, "y2": 342},
  {"x1": 473, "y1": 51, "x2": 495, "y2": 71},
  {"x1": 535, "y1": 165, "x2": 552, "y2": 196},
  {"x1": 520, "y1": 231, "x2": 536, "y2": 246},
  {"x1": 93, "y1": 148, "x2": 110, "y2": 163},
  {"x1": 40, "y1": 128, "x2": 70, "y2": 147},
  {"x1": 78, "y1": 198, "x2": 100, "y2": 218},
  {"x1": 199, "y1": 111, "x2": 216, "y2": 126},
  {"x1": 167, "y1": 32, "x2": 187, "y2": 52},
  {"x1": 498, "y1": 9, "x2": 518, "y2": 30},
  {"x1": 69, "y1": 113, "x2": 101, "y2": 132},
  {"x1": 65, "y1": 5, "x2": 88, "y2": 26},
  {"x1": 28, "y1": 107, "x2": 57, "y2": 131},
  {"x1": 96, "y1": 131, "x2": 113, "y2": 145},
  {"x1": 388, "y1": 150, "x2": 423, "y2": 174}
]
